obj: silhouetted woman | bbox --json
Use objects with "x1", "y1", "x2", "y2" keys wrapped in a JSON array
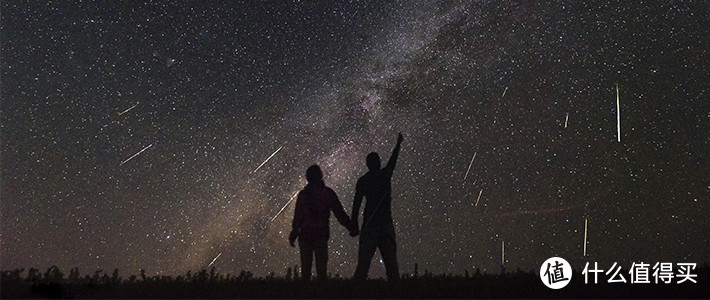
[{"x1": 289, "y1": 165, "x2": 355, "y2": 280}]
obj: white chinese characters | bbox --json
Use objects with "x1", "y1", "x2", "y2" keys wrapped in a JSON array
[{"x1": 583, "y1": 262, "x2": 697, "y2": 284}]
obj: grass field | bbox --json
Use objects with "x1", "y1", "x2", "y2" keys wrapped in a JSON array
[{"x1": 3, "y1": 265, "x2": 709, "y2": 298}]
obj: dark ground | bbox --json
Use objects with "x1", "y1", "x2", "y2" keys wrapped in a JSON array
[{"x1": 2, "y1": 265, "x2": 709, "y2": 299}]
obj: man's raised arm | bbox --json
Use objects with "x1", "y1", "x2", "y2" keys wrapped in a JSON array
[{"x1": 385, "y1": 132, "x2": 404, "y2": 171}]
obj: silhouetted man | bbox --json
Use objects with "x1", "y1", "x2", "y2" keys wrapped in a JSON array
[
  {"x1": 351, "y1": 132, "x2": 403, "y2": 281},
  {"x1": 289, "y1": 165, "x2": 354, "y2": 281}
]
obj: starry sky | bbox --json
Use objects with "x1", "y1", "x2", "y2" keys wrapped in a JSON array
[{"x1": 2, "y1": 1, "x2": 708, "y2": 278}]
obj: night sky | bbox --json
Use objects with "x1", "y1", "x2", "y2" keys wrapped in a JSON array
[{"x1": 2, "y1": 1, "x2": 708, "y2": 278}]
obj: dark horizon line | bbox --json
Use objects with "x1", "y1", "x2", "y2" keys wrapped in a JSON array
[{"x1": 4, "y1": 261, "x2": 710, "y2": 280}]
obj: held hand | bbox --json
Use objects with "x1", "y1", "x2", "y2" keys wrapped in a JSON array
[
  {"x1": 346, "y1": 220, "x2": 357, "y2": 232},
  {"x1": 288, "y1": 231, "x2": 298, "y2": 247},
  {"x1": 397, "y1": 132, "x2": 403, "y2": 145},
  {"x1": 347, "y1": 220, "x2": 360, "y2": 237}
]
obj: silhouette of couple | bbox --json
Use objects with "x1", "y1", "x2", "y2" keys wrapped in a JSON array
[{"x1": 289, "y1": 132, "x2": 403, "y2": 282}]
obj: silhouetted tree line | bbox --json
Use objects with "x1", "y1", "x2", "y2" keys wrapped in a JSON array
[
  {"x1": 2, "y1": 264, "x2": 709, "y2": 298},
  {"x1": 2, "y1": 265, "x2": 282, "y2": 287}
]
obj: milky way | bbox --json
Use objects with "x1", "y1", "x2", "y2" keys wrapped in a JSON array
[{"x1": 2, "y1": 1, "x2": 708, "y2": 278}]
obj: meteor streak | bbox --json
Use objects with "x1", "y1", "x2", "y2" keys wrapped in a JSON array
[
  {"x1": 118, "y1": 104, "x2": 138, "y2": 116},
  {"x1": 501, "y1": 87, "x2": 508, "y2": 98},
  {"x1": 501, "y1": 241, "x2": 505, "y2": 266},
  {"x1": 270, "y1": 192, "x2": 299, "y2": 222},
  {"x1": 474, "y1": 189, "x2": 482, "y2": 206},
  {"x1": 616, "y1": 84, "x2": 621, "y2": 142},
  {"x1": 253, "y1": 146, "x2": 283, "y2": 173},
  {"x1": 463, "y1": 152, "x2": 477, "y2": 181},
  {"x1": 120, "y1": 144, "x2": 153, "y2": 166},
  {"x1": 564, "y1": 113, "x2": 569, "y2": 128},
  {"x1": 583, "y1": 218, "x2": 588, "y2": 256},
  {"x1": 207, "y1": 252, "x2": 222, "y2": 268}
]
